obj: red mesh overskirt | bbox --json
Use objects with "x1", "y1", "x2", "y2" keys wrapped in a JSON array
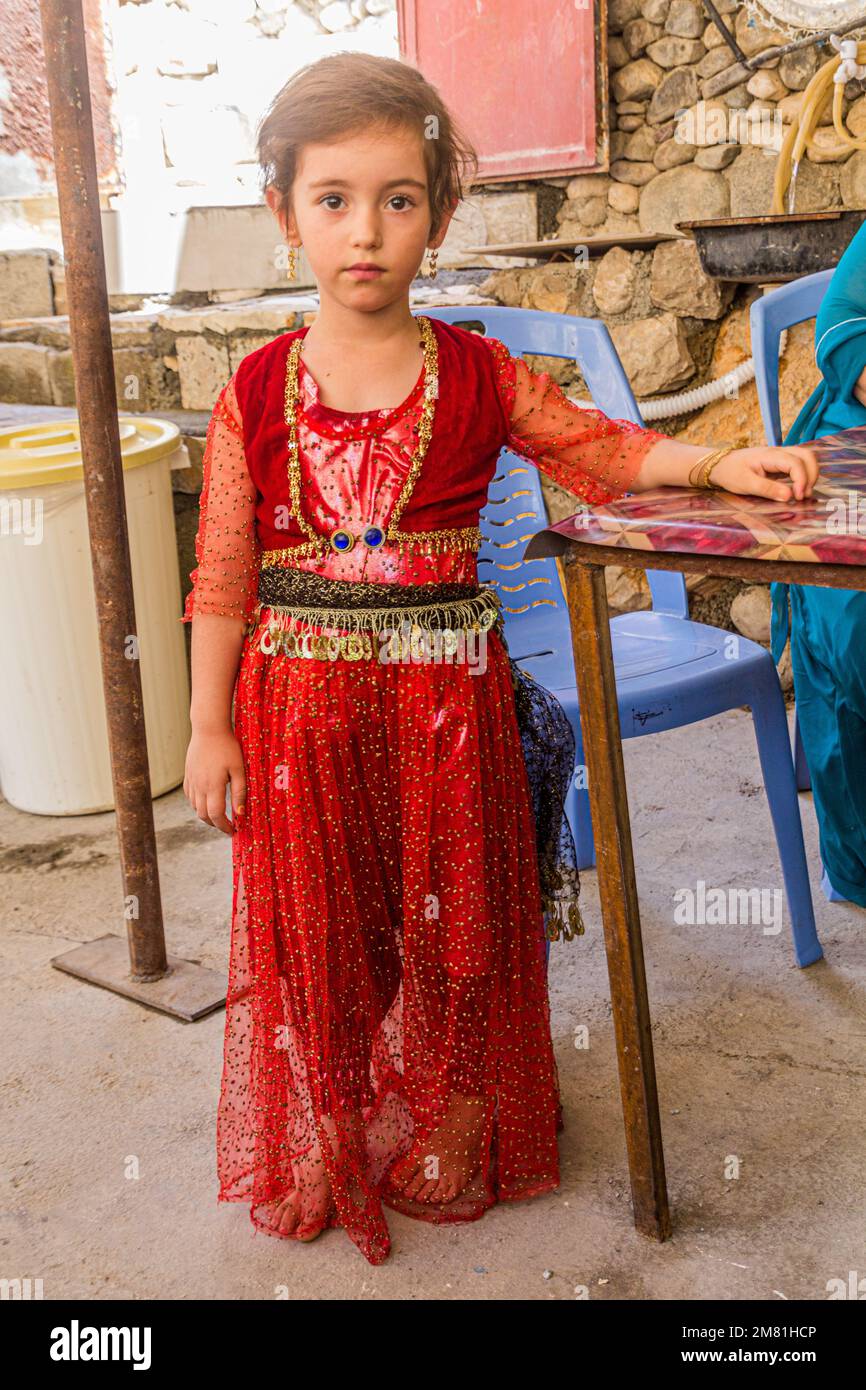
[{"x1": 217, "y1": 617, "x2": 563, "y2": 1265}]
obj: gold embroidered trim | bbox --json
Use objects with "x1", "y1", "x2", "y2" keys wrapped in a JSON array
[
  {"x1": 385, "y1": 525, "x2": 483, "y2": 554},
  {"x1": 261, "y1": 541, "x2": 331, "y2": 566}
]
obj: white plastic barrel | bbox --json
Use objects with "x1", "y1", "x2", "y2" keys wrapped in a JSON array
[{"x1": 0, "y1": 415, "x2": 192, "y2": 814}]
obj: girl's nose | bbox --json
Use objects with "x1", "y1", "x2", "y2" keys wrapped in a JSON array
[{"x1": 350, "y1": 215, "x2": 382, "y2": 243}]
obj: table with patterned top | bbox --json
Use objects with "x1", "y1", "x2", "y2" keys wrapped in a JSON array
[{"x1": 524, "y1": 430, "x2": 866, "y2": 1241}]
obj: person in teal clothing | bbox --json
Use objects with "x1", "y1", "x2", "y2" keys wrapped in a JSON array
[{"x1": 770, "y1": 216, "x2": 866, "y2": 908}]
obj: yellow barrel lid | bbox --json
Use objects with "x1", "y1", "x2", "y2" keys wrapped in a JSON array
[{"x1": 0, "y1": 414, "x2": 182, "y2": 489}]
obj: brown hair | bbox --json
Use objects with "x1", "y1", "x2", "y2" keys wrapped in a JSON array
[{"x1": 256, "y1": 52, "x2": 479, "y2": 241}]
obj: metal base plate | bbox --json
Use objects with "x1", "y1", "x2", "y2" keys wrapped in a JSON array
[{"x1": 51, "y1": 933, "x2": 227, "y2": 1022}]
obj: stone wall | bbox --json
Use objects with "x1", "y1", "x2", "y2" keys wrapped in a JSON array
[{"x1": 603, "y1": 0, "x2": 866, "y2": 228}]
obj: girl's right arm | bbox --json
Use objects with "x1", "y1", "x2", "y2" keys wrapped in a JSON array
[
  {"x1": 181, "y1": 377, "x2": 260, "y2": 835},
  {"x1": 484, "y1": 336, "x2": 817, "y2": 504}
]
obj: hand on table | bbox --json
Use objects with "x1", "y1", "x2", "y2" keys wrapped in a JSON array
[{"x1": 707, "y1": 445, "x2": 819, "y2": 502}]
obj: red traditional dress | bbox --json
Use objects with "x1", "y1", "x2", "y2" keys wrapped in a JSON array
[{"x1": 182, "y1": 314, "x2": 666, "y2": 1265}]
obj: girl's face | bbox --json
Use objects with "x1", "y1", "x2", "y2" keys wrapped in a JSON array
[{"x1": 266, "y1": 124, "x2": 454, "y2": 311}]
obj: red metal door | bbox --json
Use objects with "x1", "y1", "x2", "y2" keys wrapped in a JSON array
[{"x1": 398, "y1": 0, "x2": 602, "y2": 181}]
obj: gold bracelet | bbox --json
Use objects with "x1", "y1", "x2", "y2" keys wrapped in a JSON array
[
  {"x1": 689, "y1": 446, "x2": 734, "y2": 489},
  {"x1": 689, "y1": 446, "x2": 725, "y2": 486},
  {"x1": 699, "y1": 447, "x2": 735, "y2": 490},
  {"x1": 688, "y1": 447, "x2": 723, "y2": 487}
]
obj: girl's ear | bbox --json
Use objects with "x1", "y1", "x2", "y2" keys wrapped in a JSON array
[
  {"x1": 430, "y1": 201, "x2": 458, "y2": 250},
  {"x1": 264, "y1": 183, "x2": 292, "y2": 239}
]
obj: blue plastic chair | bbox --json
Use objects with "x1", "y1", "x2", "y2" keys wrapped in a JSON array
[
  {"x1": 750, "y1": 271, "x2": 834, "y2": 795},
  {"x1": 420, "y1": 306, "x2": 821, "y2": 968}
]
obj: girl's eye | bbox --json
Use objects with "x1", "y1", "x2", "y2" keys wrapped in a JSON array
[{"x1": 318, "y1": 194, "x2": 415, "y2": 211}]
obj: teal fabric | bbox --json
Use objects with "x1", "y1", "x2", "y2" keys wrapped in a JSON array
[{"x1": 769, "y1": 217, "x2": 866, "y2": 906}]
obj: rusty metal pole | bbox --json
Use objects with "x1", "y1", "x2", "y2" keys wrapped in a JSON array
[{"x1": 38, "y1": 0, "x2": 167, "y2": 981}]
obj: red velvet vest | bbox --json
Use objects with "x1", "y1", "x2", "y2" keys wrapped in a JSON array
[{"x1": 232, "y1": 316, "x2": 509, "y2": 553}]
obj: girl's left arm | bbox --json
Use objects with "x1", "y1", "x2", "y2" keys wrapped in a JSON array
[{"x1": 485, "y1": 339, "x2": 819, "y2": 503}]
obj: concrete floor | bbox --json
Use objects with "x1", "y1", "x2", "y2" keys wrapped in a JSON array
[{"x1": 2, "y1": 703, "x2": 864, "y2": 1302}]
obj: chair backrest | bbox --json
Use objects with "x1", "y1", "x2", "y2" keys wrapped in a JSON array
[
  {"x1": 418, "y1": 307, "x2": 688, "y2": 689},
  {"x1": 750, "y1": 270, "x2": 833, "y2": 446}
]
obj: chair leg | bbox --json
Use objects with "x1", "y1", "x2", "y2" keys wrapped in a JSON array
[
  {"x1": 564, "y1": 717, "x2": 596, "y2": 870},
  {"x1": 793, "y1": 707, "x2": 811, "y2": 792},
  {"x1": 750, "y1": 672, "x2": 823, "y2": 967}
]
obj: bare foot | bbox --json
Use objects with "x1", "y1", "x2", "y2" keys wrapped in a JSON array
[
  {"x1": 270, "y1": 1140, "x2": 334, "y2": 1241},
  {"x1": 270, "y1": 1110, "x2": 363, "y2": 1241},
  {"x1": 269, "y1": 1187, "x2": 336, "y2": 1242},
  {"x1": 387, "y1": 1093, "x2": 492, "y2": 1204}
]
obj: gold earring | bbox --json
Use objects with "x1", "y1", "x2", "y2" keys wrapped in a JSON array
[
  {"x1": 287, "y1": 244, "x2": 299, "y2": 280},
  {"x1": 426, "y1": 248, "x2": 438, "y2": 280}
]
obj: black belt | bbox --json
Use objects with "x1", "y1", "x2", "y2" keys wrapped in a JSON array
[{"x1": 248, "y1": 565, "x2": 504, "y2": 663}]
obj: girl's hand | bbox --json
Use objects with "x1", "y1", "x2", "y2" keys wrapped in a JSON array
[
  {"x1": 707, "y1": 445, "x2": 820, "y2": 502},
  {"x1": 183, "y1": 727, "x2": 247, "y2": 836}
]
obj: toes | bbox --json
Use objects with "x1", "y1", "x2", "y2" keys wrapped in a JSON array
[
  {"x1": 296, "y1": 1205, "x2": 330, "y2": 1240},
  {"x1": 295, "y1": 1179, "x2": 332, "y2": 1239},
  {"x1": 298, "y1": 1193, "x2": 338, "y2": 1241},
  {"x1": 417, "y1": 1165, "x2": 462, "y2": 1204},
  {"x1": 412, "y1": 1179, "x2": 442, "y2": 1203},
  {"x1": 402, "y1": 1160, "x2": 436, "y2": 1200},
  {"x1": 388, "y1": 1152, "x2": 420, "y2": 1192},
  {"x1": 296, "y1": 1203, "x2": 329, "y2": 1238},
  {"x1": 274, "y1": 1191, "x2": 302, "y2": 1235},
  {"x1": 427, "y1": 1179, "x2": 459, "y2": 1204}
]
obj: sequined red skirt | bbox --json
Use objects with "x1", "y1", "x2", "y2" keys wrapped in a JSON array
[{"x1": 217, "y1": 619, "x2": 563, "y2": 1265}]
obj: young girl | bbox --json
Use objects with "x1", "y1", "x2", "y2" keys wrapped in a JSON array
[{"x1": 182, "y1": 52, "x2": 819, "y2": 1267}]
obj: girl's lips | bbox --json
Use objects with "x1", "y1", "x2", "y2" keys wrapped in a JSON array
[{"x1": 346, "y1": 266, "x2": 384, "y2": 279}]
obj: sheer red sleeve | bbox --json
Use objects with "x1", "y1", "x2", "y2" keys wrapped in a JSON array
[
  {"x1": 483, "y1": 335, "x2": 669, "y2": 504},
  {"x1": 181, "y1": 375, "x2": 260, "y2": 624}
]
